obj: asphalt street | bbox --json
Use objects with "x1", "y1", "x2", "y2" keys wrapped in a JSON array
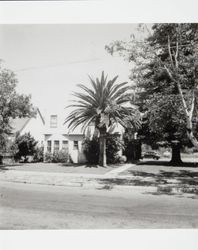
[{"x1": 0, "y1": 181, "x2": 198, "y2": 229}]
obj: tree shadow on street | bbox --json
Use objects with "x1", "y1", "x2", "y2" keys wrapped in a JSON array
[
  {"x1": 99, "y1": 177, "x2": 163, "y2": 187},
  {"x1": 60, "y1": 163, "x2": 85, "y2": 168},
  {"x1": 99, "y1": 168, "x2": 198, "y2": 188},
  {"x1": 137, "y1": 160, "x2": 198, "y2": 168},
  {"x1": 0, "y1": 164, "x2": 21, "y2": 172},
  {"x1": 0, "y1": 165, "x2": 9, "y2": 172},
  {"x1": 85, "y1": 164, "x2": 100, "y2": 168}
]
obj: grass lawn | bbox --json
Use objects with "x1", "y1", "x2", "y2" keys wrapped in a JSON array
[
  {"x1": 98, "y1": 153, "x2": 198, "y2": 194},
  {"x1": 97, "y1": 155, "x2": 198, "y2": 195},
  {"x1": 0, "y1": 162, "x2": 117, "y2": 175}
]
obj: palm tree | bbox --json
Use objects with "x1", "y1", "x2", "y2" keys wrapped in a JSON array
[{"x1": 65, "y1": 72, "x2": 140, "y2": 167}]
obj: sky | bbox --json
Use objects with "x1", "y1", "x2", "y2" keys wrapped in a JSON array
[{"x1": 0, "y1": 24, "x2": 140, "y2": 115}]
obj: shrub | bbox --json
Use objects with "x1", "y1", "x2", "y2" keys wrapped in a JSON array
[
  {"x1": 52, "y1": 150, "x2": 69, "y2": 163},
  {"x1": 83, "y1": 134, "x2": 123, "y2": 164},
  {"x1": 44, "y1": 150, "x2": 69, "y2": 163},
  {"x1": 14, "y1": 132, "x2": 38, "y2": 162},
  {"x1": 33, "y1": 146, "x2": 44, "y2": 162},
  {"x1": 106, "y1": 133, "x2": 124, "y2": 164},
  {"x1": 123, "y1": 138, "x2": 142, "y2": 162},
  {"x1": 44, "y1": 152, "x2": 54, "y2": 163},
  {"x1": 83, "y1": 137, "x2": 99, "y2": 164}
]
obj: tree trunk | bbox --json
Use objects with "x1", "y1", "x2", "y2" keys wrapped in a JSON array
[
  {"x1": 186, "y1": 116, "x2": 198, "y2": 149},
  {"x1": 99, "y1": 128, "x2": 107, "y2": 167},
  {"x1": 170, "y1": 142, "x2": 183, "y2": 166},
  {"x1": 176, "y1": 82, "x2": 198, "y2": 150},
  {"x1": 164, "y1": 65, "x2": 198, "y2": 151}
]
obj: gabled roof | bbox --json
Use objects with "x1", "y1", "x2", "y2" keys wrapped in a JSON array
[
  {"x1": 10, "y1": 117, "x2": 31, "y2": 133},
  {"x1": 10, "y1": 107, "x2": 45, "y2": 134},
  {"x1": 36, "y1": 108, "x2": 45, "y2": 125}
]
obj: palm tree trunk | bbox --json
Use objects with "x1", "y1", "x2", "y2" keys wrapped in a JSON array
[{"x1": 99, "y1": 128, "x2": 107, "y2": 167}]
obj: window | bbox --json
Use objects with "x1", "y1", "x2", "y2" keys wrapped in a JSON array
[
  {"x1": 54, "y1": 140, "x2": 59, "y2": 152},
  {"x1": 73, "y1": 141, "x2": 79, "y2": 150},
  {"x1": 47, "y1": 140, "x2": 52, "y2": 153},
  {"x1": 62, "y1": 140, "x2": 68, "y2": 152},
  {"x1": 50, "y1": 115, "x2": 58, "y2": 128}
]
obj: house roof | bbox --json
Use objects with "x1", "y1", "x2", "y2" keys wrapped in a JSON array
[
  {"x1": 10, "y1": 108, "x2": 45, "y2": 134},
  {"x1": 10, "y1": 117, "x2": 31, "y2": 133}
]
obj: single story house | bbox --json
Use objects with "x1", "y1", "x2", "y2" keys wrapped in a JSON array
[
  {"x1": 9, "y1": 107, "x2": 128, "y2": 164},
  {"x1": 10, "y1": 107, "x2": 87, "y2": 164}
]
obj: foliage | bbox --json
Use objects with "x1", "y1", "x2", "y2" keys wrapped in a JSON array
[
  {"x1": 66, "y1": 71, "x2": 140, "y2": 132},
  {"x1": 0, "y1": 62, "x2": 34, "y2": 149},
  {"x1": 44, "y1": 152, "x2": 54, "y2": 163},
  {"x1": 33, "y1": 146, "x2": 44, "y2": 162},
  {"x1": 44, "y1": 150, "x2": 69, "y2": 163},
  {"x1": 106, "y1": 133, "x2": 124, "y2": 164},
  {"x1": 106, "y1": 23, "x2": 198, "y2": 163},
  {"x1": 52, "y1": 150, "x2": 69, "y2": 163},
  {"x1": 65, "y1": 71, "x2": 141, "y2": 166},
  {"x1": 123, "y1": 138, "x2": 142, "y2": 161},
  {"x1": 14, "y1": 133, "x2": 38, "y2": 162},
  {"x1": 83, "y1": 136, "x2": 99, "y2": 164},
  {"x1": 83, "y1": 134, "x2": 124, "y2": 164}
]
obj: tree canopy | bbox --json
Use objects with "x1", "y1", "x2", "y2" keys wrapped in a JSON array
[
  {"x1": 106, "y1": 24, "x2": 198, "y2": 164},
  {"x1": 0, "y1": 63, "x2": 34, "y2": 149}
]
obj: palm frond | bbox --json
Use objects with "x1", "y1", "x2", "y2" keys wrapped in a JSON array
[{"x1": 65, "y1": 71, "x2": 141, "y2": 132}]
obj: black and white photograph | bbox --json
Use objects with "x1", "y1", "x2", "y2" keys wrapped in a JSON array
[{"x1": 0, "y1": 0, "x2": 198, "y2": 249}]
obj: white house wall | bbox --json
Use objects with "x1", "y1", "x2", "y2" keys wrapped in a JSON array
[
  {"x1": 20, "y1": 113, "x2": 45, "y2": 145},
  {"x1": 43, "y1": 133, "x2": 86, "y2": 164},
  {"x1": 18, "y1": 107, "x2": 124, "y2": 164},
  {"x1": 42, "y1": 108, "x2": 87, "y2": 164}
]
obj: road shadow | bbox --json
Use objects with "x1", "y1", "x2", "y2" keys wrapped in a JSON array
[
  {"x1": 99, "y1": 168, "x2": 198, "y2": 189},
  {"x1": 0, "y1": 164, "x2": 21, "y2": 172},
  {"x1": 60, "y1": 163, "x2": 103, "y2": 169},
  {"x1": 85, "y1": 164, "x2": 100, "y2": 168},
  {"x1": 60, "y1": 163, "x2": 85, "y2": 168},
  {"x1": 0, "y1": 165, "x2": 9, "y2": 172},
  {"x1": 99, "y1": 178, "x2": 162, "y2": 187},
  {"x1": 138, "y1": 160, "x2": 198, "y2": 168}
]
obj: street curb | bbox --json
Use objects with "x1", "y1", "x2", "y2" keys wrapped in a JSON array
[{"x1": 0, "y1": 178, "x2": 158, "y2": 193}]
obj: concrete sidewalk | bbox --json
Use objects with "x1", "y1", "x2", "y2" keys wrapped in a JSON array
[
  {"x1": 0, "y1": 164, "x2": 134, "y2": 186},
  {"x1": 0, "y1": 163, "x2": 196, "y2": 196},
  {"x1": 0, "y1": 164, "x2": 154, "y2": 191},
  {"x1": 104, "y1": 164, "x2": 134, "y2": 176},
  {"x1": 0, "y1": 169, "x2": 139, "y2": 186}
]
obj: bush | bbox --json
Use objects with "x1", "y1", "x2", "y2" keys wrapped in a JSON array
[
  {"x1": 44, "y1": 150, "x2": 69, "y2": 163},
  {"x1": 83, "y1": 137, "x2": 99, "y2": 164},
  {"x1": 52, "y1": 150, "x2": 69, "y2": 163},
  {"x1": 106, "y1": 134, "x2": 124, "y2": 164},
  {"x1": 33, "y1": 146, "x2": 44, "y2": 162},
  {"x1": 14, "y1": 132, "x2": 38, "y2": 162},
  {"x1": 123, "y1": 138, "x2": 142, "y2": 162},
  {"x1": 44, "y1": 152, "x2": 54, "y2": 163},
  {"x1": 83, "y1": 134, "x2": 123, "y2": 164}
]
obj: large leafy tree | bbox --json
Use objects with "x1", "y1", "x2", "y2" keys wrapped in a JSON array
[
  {"x1": 0, "y1": 63, "x2": 34, "y2": 150},
  {"x1": 106, "y1": 24, "x2": 198, "y2": 165},
  {"x1": 65, "y1": 72, "x2": 140, "y2": 167}
]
